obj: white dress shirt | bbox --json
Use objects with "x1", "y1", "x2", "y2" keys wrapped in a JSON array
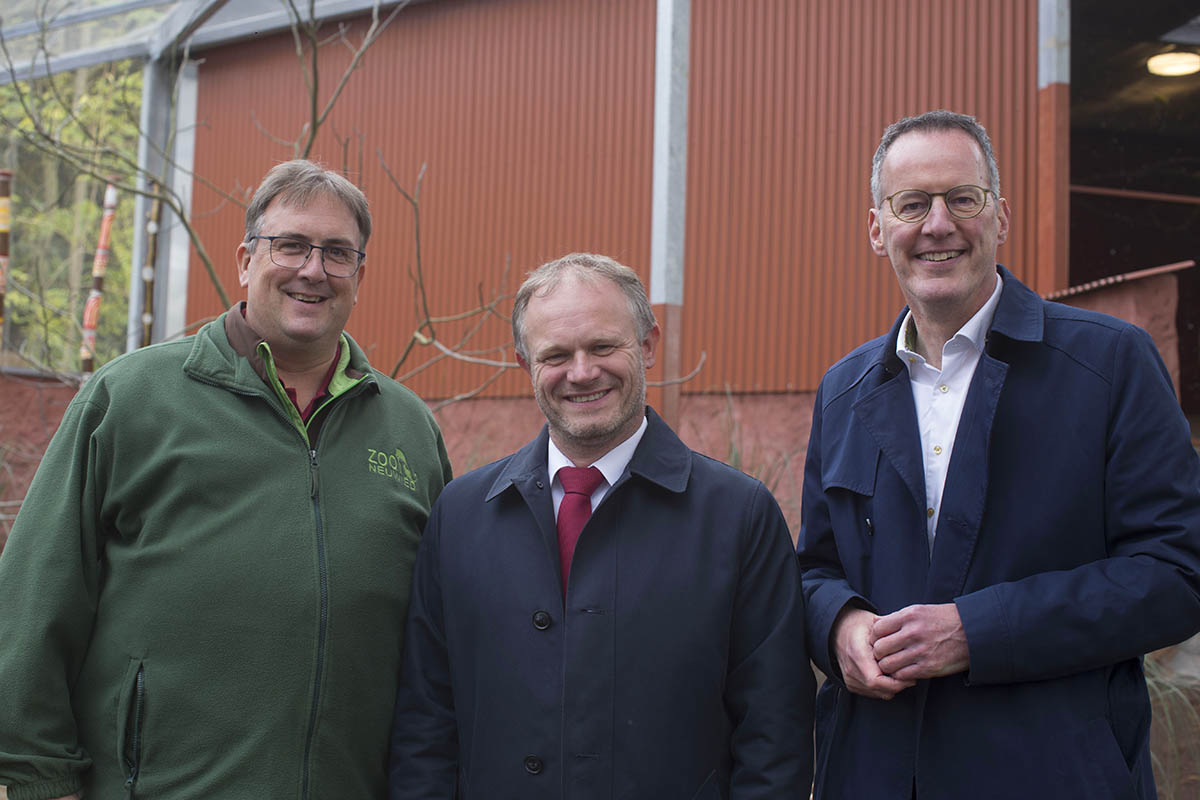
[
  {"x1": 897, "y1": 273, "x2": 1003, "y2": 552},
  {"x1": 548, "y1": 415, "x2": 648, "y2": 518}
]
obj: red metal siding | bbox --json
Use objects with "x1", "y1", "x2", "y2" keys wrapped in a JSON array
[
  {"x1": 187, "y1": 0, "x2": 1040, "y2": 398},
  {"x1": 189, "y1": 0, "x2": 656, "y2": 398},
  {"x1": 684, "y1": 0, "x2": 1038, "y2": 392}
]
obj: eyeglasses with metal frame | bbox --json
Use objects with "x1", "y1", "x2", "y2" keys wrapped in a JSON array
[
  {"x1": 884, "y1": 184, "x2": 994, "y2": 223},
  {"x1": 249, "y1": 235, "x2": 365, "y2": 278}
]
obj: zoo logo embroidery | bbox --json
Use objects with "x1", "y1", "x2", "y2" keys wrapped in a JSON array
[{"x1": 367, "y1": 447, "x2": 418, "y2": 490}]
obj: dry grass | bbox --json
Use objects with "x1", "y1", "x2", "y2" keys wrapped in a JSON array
[{"x1": 1148, "y1": 651, "x2": 1200, "y2": 799}]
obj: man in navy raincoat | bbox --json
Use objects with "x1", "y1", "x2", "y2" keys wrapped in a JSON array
[{"x1": 799, "y1": 109, "x2": 1200, "y2": 798}]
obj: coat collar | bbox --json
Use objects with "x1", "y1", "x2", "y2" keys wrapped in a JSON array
[
  {"x1": 485, "y1": 406, "x2": 691, "y2": 502},
  {"x1": 988, "y1": 265, "x2": 1044, "y2": 344},
  {"x1": 181, "y1": 309, "x2": 379, "y2": 402},
  {"x1": 869, "y1": 265, "x2": 1043, "y2": 377},
  {"x1": 183, "y1": 308, "x2": 378, "y2": 397}
]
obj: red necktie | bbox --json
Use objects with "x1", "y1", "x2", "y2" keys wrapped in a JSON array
[{"x1": 556, "y1": 466, "x2": 605, "y2": 595}]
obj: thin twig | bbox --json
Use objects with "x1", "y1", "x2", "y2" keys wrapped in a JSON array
[
  {"x1": 647, "y1": 351, "x2": 707, "y2": 386},
  {"x1": 431, "y1": 366, "x2": 511, "y2": 412}
]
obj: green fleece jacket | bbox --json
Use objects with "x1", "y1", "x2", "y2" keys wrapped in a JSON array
[{"x1": 0, "y1": 312, "x2": 451, "y2": 799}]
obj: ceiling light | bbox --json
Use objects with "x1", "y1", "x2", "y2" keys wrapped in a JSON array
[{"x1": 1147, "y1": 52, "x2": 1200, "y2": 76}]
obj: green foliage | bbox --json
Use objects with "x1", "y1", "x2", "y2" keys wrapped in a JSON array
[{"x1": 1, "y1": 59, "x2": 142, "y2": 371}]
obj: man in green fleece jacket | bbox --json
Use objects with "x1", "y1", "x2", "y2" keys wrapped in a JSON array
[{"x1": 0, "y1": 160, "x2": 452, "y2": 800}]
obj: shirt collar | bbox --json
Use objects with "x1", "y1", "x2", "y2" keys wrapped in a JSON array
[
  {"x1": 896, "y1": 272, "x2": 1004, "y2": 363},
  {"x1": 547, "y1": 414, "x2": 649, "y2": 488}
]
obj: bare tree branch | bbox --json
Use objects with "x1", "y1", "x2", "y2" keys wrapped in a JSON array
[
  {"x1": 648, "y1": 352, "x2": 707, "y2": 387},
  {"x1": 305, "y1": 1, "x2": 411, "y2": 157},
  {"x1": 428, "y1": 339, "x2": 519, "y2": 369},
  {"x1": 431, "y1": 366, "x2": 509, "y2": 412}
]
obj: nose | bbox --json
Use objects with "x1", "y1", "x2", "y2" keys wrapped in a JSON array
[
  {"x1": 297, "y1": 246, "x2": 328, "y2": 279},
  {"x1": 921, "y1": 196, "x2": 956, "y2": 236},
  {"x1": 566, "y1": 351, "x2": 600, "y2": 383}
]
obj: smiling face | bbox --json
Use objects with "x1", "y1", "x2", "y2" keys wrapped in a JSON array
[
  {"x1": 868, "y1": 129, "x2": 1010, "y2": 333},
  {"x1": 237, "y1": 191, "x2": 366, "y2": 365},
  {"x1": 516, "y1": 274, "x2": 660, "y2": 465}
]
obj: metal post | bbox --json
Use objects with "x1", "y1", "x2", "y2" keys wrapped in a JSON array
[
  {"x1": 0, "y1": 171, "x2": 11, "y2": 351},
  {"x1": 141, "y1": 188, "x2": 162, "y2": 347},
  {"x1": 650, "y1": 0, "x2": 690, "y2": 428},
  {"x1": 81, "y1": 183, "x2": 119, "y2": 374}
]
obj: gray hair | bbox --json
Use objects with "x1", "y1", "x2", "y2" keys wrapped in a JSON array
[
  {"x1": 870, "y1": 110, "x2": 1001, "y2": 206},
  {"x1": 512, "y1": 253, "x2": 657, "y2": 361},
  {"x1": 244, "y1": 160, "x2": 372, "y2": 250}
]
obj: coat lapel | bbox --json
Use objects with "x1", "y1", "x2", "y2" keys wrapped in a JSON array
[
  {"x1": 924, "y1": 354, "x2": 1006, "y2": 602},
  {"x1": 485, "y1": 427, "x2": 561, "y2": 590},
  {"x1": 924, "y1": 265, "x2": 1044, "y2": 601}
]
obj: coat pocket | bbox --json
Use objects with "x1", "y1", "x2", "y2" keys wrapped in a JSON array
[
  {"x1": 1075, "y1": 717, "x2": 1139, "y2": 800},
  {"x1": 116, "y1": 658, "x2": 146, "y2": 797}
]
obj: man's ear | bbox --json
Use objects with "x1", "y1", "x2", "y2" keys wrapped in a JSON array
[
  {"x1": 868, "y1": 208, "x2": 887, "y2": 256},
  {"x1": 516, "y1": 351, "x2": 531, "y2": 374},
  {"x1": 236, "y1": 241, "x2": 253, "y2": 288},
  {"x1": 642, "y1": 323, "x2": 662, "y2": 370},
  {"x1": 995, "y1": 196, "x2": 1011, "y2": 246}
]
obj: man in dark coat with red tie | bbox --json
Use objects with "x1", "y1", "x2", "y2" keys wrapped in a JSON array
[{"x1": 389, "y1": 252, "x2": 814, "y2": 799}]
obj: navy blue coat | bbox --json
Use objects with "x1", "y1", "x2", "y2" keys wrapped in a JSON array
[
  {"x1": 798, "y1": 267, "x2": 1200, "y2": 799},
  {"x1": 391, "y1": 408, "x2": 815, "y2": 799}
]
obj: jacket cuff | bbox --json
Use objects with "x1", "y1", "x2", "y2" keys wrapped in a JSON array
[
  {"x1": 955, "y1": 587, "x2": 1013, "y2": 685},
  {"x1": 8, "y1": 774, "x2": 84, "y2": 800}
]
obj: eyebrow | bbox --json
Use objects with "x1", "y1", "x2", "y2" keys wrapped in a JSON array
[{"x1": 271, "y1": 231, "x2": 358, "y2": 247}]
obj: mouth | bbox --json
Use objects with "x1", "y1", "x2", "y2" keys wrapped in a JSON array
[
  {"x1": 566, "y1": 389, "x2": 609, "y2": 404},
  {"x1": 918, "y1": 250, "x2": 964, "y2": 263},
  {"x1": 287, "y1": 292, "x2": 326, "y2": 304}
]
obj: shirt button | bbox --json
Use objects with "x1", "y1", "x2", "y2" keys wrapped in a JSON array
[
  {"x1": 532, "y1": 610, "x2": 552, "y2": 630},
  {"x1": 927, "y1": 507, "x2": 935, "y2": 518},
  {"x1": 524, "y1": 755, "x2": 544, "y2": 775},
  {"x1": 939, "y1": 384, "x2": 949, "y2": 393},
  {"x1": 933, "y1": 445, "x2": 943, "y2": 455}
]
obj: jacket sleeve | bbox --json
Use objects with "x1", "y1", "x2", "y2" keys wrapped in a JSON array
[
  {"x1": 795, "y1": 382, "x2": 874, "y2": 684},
  {"x1": 0, "y1": 392, "x2": 107, "y2": 800},
  {"x1": 389, "y1": 498, "x2": 460, "y2": 799},
  {"x1": 958, "y1": 325, "x2": 1200, "y2": 684},
  {"x1": 727, "y1": 482, "x2": 816, "y2": 799}
]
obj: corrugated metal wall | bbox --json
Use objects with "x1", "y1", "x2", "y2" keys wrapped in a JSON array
[
  {"x1": 189, "y1": 0, "x2": 656, "y2": 399},
  {"x1": 187, "y1": 0, "x2": 1040, "y2": 398},
  {"x1": 685, "y1": 0, "x2": 1037, "y2": 392}
]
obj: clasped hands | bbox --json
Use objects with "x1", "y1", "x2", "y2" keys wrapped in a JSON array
[{"x1": 831, "y1": 603, "x2": 970, "y2": 700}]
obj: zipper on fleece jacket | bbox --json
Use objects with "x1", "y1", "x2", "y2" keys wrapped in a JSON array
[
  {"x1": 188, "y1": 360, "x2": 370, "y2": 800},
  {"x1": 123, "y1": 664, "x2": 145, "y2": 797},
  {"x1": 299, "y1": 446, "x2": 328, "y2": 800}
]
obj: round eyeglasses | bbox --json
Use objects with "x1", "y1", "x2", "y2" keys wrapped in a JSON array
[
  {"x1": 884, "y1": 184, "x2": 994, "y2": 223},
  {"x1": 249, "y1": 235, "x2": 365, "y2": 278}
]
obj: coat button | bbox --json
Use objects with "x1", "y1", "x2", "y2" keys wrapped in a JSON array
[
  {"x1": 524, "y1": 755, "x2": 544, "y2": 774},
  {"x1": 532, "y1": 610, "x2": 552, "y2": 630}
]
